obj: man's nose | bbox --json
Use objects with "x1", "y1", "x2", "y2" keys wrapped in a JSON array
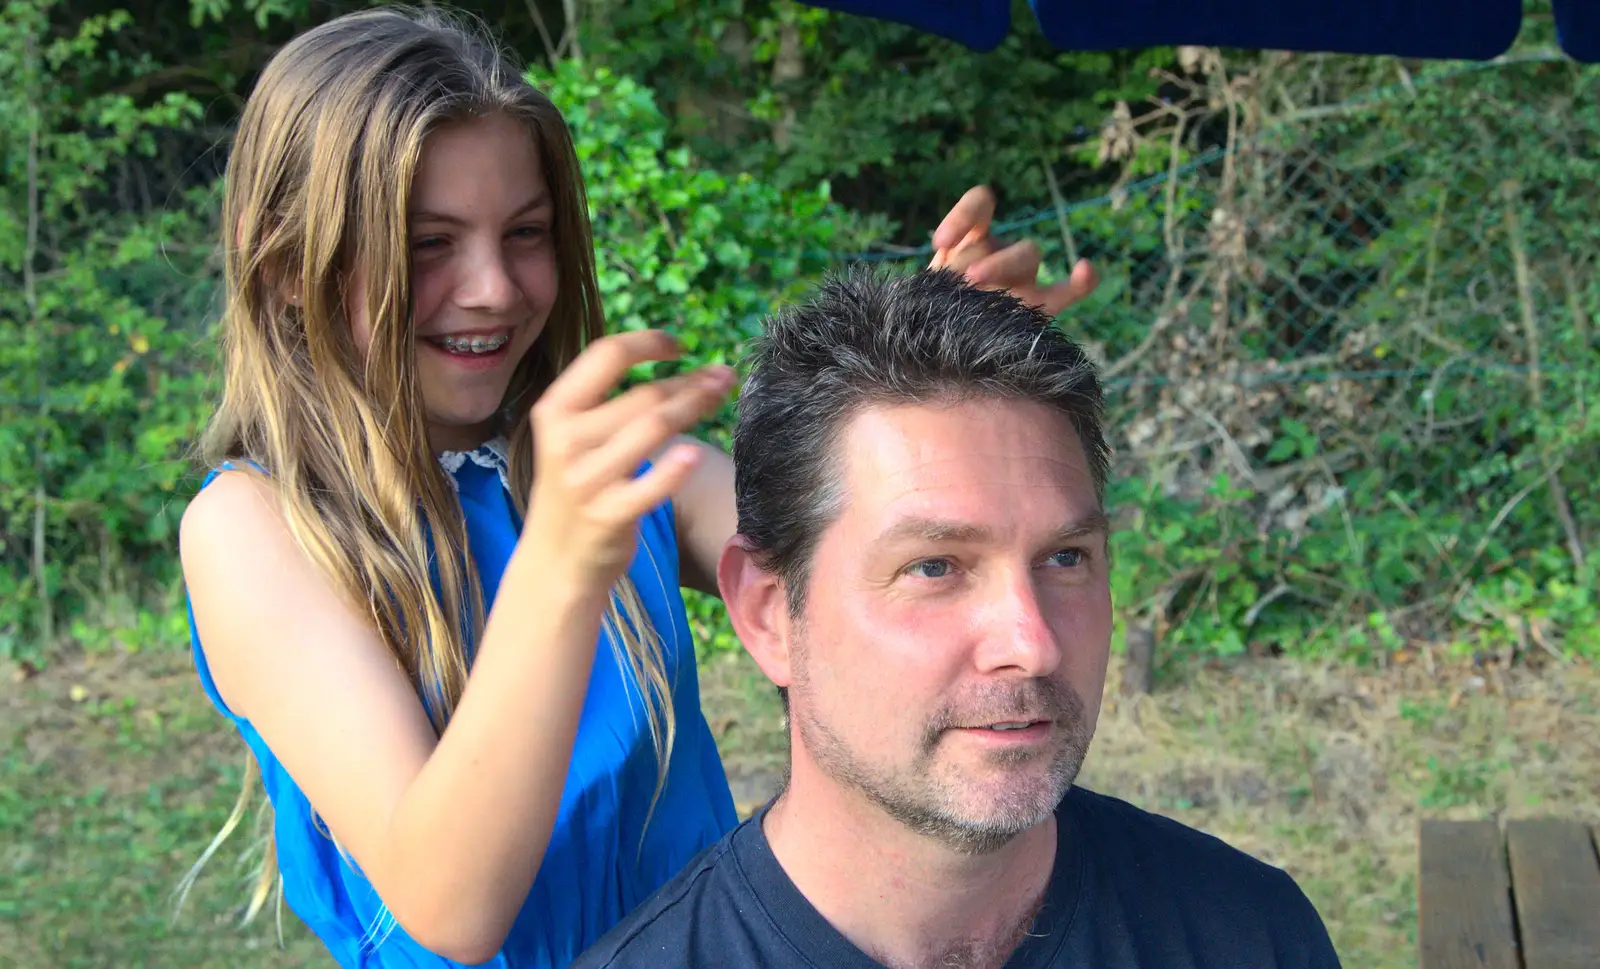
[{"x1": 974, "y1": 572, "x2": 1065, "y2": 678}]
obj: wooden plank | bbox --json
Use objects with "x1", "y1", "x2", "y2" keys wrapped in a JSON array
[
  {"x1": 1419, "y1": 820, "x2": 1520, "y2": 969},
  {"x1": 1506, "y1": 819, "x2": 1600, "y2": 969}
]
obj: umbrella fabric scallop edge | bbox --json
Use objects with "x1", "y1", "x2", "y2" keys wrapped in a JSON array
[{"x1": 798, "y1": 0, "x2": 1595, "y2": 63}]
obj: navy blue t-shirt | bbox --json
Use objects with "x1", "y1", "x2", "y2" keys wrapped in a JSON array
[{"x1": 572, "y1": 786, "x2": 1342, "y2": 968}]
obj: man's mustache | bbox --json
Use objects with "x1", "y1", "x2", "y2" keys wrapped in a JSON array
[{"x1": 922, "y1": 678, "x2": 1085, "y2": 738}]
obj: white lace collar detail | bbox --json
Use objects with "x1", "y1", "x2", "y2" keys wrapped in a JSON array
[{"x1": 436, "y1": 436, "x2": 512, "y2": 495}]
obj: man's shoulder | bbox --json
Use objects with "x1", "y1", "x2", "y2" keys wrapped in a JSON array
[
  {"x1": 1063, "y1": 786, "x2": 1334, "y2": 937},
  {"x1": 571, "y1": 826, "x2": 748, "y2": 969},
  {"x1": 1067, "y1": 786, "x2": 1274, "y2": 861}
]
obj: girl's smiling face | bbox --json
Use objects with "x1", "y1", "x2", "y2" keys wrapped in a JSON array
[{"x1": 347, "y1": 112, "x2": 559, "y2": 452}]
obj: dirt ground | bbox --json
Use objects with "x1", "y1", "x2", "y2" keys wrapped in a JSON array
[{"x1": 5, "y1": 641, "x2": 1596, "y2": 968}]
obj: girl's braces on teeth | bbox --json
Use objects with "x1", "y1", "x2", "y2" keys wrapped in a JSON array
[{"x1": 441, "y1": 333, "x2": 509, "y2": 353}]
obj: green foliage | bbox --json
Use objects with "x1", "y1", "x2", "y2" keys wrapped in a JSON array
[
  {"x1": 0, "y1": 0, "x2": 1593, "y2": 679},
  {"x1": 586, "y1": 0, "x2": 1177, "y2": 243},
  {"x1": 1419, "y1": 754, "x2": 1503, "y2": 810},
  {"x1": 535, "y1": 57, "x2": 851, "y2": 657},
  {"x1": 0, "y1": 0, "x2": 217, "y2": 663},
  {"x1": 1015, "y1": 40, "x2": 1600, "y2": 673},
  {"x1": 3, "y1": 651, "x2": 328, "y2": 964},
  {"x1": 535, "y1": 59, "x2": 842, "y2": 372},
  {"x1": 187, "y1": 0, "x2": 305, "y2": 30},
  {"x1": 1455, "y1": 551, "x2": 1600, "y2": 660}
]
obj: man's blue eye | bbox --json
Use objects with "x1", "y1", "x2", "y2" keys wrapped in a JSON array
[
  {"x1": 1048, "y1": 549, "x2": 1084, "y2": 568},
  {"x1": 911, "y1": 559, "x2": 951, "y2": 579}
]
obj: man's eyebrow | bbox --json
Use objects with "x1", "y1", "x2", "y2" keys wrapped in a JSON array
[
  {"x1": 409, "y1": 192, "x2": 552, "y2": 225},
  {"x1": 877, "y1": 518, "x2": 991, "y2": 546},
  {"x1": 873, "y1": 511, "x2": 1110, "y2": 547},
  {"x1": 1054, "y1": 511, "x2": 1112, "y2": 542}
]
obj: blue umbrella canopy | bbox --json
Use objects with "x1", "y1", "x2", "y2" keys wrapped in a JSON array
[{"x1": 802, "y1": 0, "x2": 1597, "y2": 63}]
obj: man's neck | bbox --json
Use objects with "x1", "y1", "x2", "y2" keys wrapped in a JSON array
[{"x1": 763, "y1": 761, "x2": 1058, "y2": 969}]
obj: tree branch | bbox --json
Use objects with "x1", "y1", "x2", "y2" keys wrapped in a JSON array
[{"x1": 24, "y1": 30, "x2": 54, "y2": 652}]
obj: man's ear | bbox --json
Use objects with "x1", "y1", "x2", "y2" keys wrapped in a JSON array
[{"x1": 717, "y1": 537, "x2": 793, "y2": 691}]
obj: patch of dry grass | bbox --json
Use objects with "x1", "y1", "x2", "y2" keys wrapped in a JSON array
[
  {"x1": 1089, "y1": 653, "x2": 1600, "y2": 966},
  {"x1": 6, "y1": 642, "x2": 1594, "y2": 968},
  {"x1": 1, "y1": 647, "x2": 330, "y2": 968}
]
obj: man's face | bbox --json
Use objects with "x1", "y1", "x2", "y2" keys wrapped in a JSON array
[{"x1": 788, "y1": 398, "x2": 1112, "y2": 854}]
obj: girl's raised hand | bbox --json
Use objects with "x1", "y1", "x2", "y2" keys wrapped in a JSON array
[
  {"x1": 524, "y1": 330, "x2": 735, "y2": 587},
  {"x1": 930, "y1": 185, "x2": 1100, "y2": 317}
]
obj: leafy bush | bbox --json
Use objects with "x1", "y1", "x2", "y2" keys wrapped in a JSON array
[{"x1": 0, "y1": 0, "x2": 218, "y2": 663}]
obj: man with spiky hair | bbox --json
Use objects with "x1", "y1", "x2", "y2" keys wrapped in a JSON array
[{"x1": 575, "y1": 268, "x2": 1340, "y2": 969}]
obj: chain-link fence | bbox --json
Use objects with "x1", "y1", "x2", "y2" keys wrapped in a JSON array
[{"x1": 862, "y1": 55, "x2": 1599, "y2": 676}]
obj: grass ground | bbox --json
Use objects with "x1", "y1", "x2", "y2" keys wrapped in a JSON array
[{"x1": 4, "y1": 640, "x2": 1597, "y2": 968}]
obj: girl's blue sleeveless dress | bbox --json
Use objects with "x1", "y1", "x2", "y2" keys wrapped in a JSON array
[{"x1": 185, "y1": 439, "x2": 739, "y2": 967}]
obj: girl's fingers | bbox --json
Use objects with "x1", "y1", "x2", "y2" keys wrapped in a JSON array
[
  {"x1": 932, "y1": 185, "x2": 998, "y2": 252},
  {"x1": 590, "y1": 442, "x2": 703, "y2": 523},
  {"x1": 563, "y1": 377, "x2": 729, "y2": 494},
  {"x1": 534, "y1": 329, "x2": 682, "y2": 416},
  {"x1": 966, "y1": 239, "x2": 1043, "y2": 290},
  {"x1": 571, "y1": 365, "x2": 735, "y2": 447}
]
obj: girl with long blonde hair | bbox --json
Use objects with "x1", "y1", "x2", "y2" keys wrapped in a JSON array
[{"x1": 177, "y1": 5, "x2": 1097, "y2": 967}]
